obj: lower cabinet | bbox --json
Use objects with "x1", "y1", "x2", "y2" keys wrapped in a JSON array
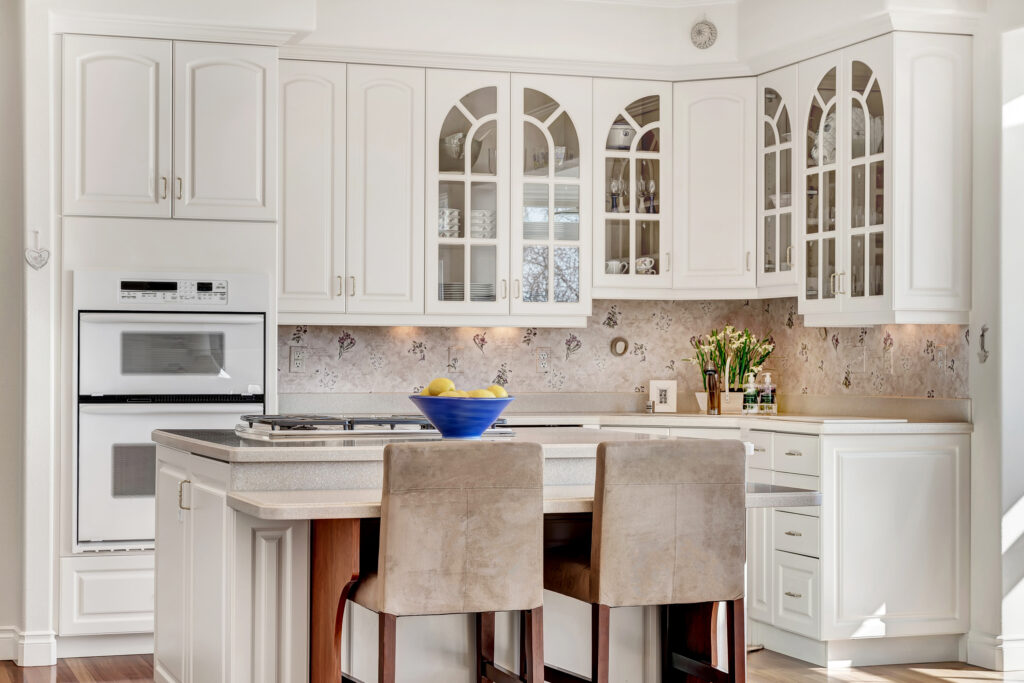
[
  {"x1": 154, "y1": 445, "x2": 309, "y2": 683},
  {"x1": 59, "y1": 554, "x2": 155, "y2": 636}
]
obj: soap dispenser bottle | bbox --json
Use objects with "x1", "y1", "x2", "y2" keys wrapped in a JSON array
[
  {"x1": 759, "y1": 372, "x2": 777, "y2": 415},
  {"x1": 742, "y1": 372, "x2": 759, "y2": 415}
]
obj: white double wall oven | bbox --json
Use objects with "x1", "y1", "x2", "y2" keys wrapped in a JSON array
[{"x1": 74, "y1": 271, "x2": 267, "y2": 549}]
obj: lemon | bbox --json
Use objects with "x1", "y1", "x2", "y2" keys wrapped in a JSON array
[
  {"x1": 454, "y1": 390, "x2": 470, "y2": 397},
  {"x1": 486, "y1": 384, "x2": 509, "y2": 398},
  {"x1": 439, "y1": 390, "x2": 462, "y2": 397},
  {"x1": 468, "y1": 389, "x2": 497, "y2": 398},
  {"x1": 418, "y1": 387, "x2": 431, "y2": 396},
  {"x1": 427, "y1": 377, "x2": 455, "y2": 396}
]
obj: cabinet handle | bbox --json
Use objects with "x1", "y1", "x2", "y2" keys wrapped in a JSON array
[
  {"x1": 176, "y1": 177, "x2": 183, "y2": 200},
  {"x1": 784, "y1": 530, "x2": 803, "y2": 537},
  {"x1": 786, "y1": 245, "x2": 793, "y2": 267},
  {"x1": 513, "y1": 279, "x2": 521, "y2": 299},
  {"x1": 753, "y1": 447, "x2": 767, "y2": 453},
  {"x1": 784, "y1": 591, "x2": 803, "y2": 599},
  {"x1": 349, "y1": 276, "x2": 356, "y2": 297},
  {"x1": 178, "y1": 479, "x2": 191, "y2": 511},
  {"x1": 829, "y1": 272, "x2": 837, "y2": 296},
  {"x1": 839, "y1": 272, "x2": 847, "y2": 294},
  {"x1": 336, "y1": 275, "x2": 344, "y2": 297},
  {"x1": 784, "y1": 450, "x2": 802, "y2": 457},
  {"x1": 160, "y1": 176, "x2": 168, "y2": 200},
  {"x1": 665, "y1": 252, "x2": 671, "y2": 272},
  {"x1": 501, "y1": 279, "x2": 508, "y2": 300},
  {"x1": 746, "y1": 251, "x2": 752, "y2": 271}
]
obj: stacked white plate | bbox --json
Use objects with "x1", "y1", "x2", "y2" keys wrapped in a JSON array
[
  {"x1": 470, "y1": 209, "x2": 497, "y2": 238},
  {"x1": 523, "y1": 222, "x2": 548, "y2": 240},
  {"x1": 439, "y1": 283, "x2": 465, "y2": 301},
  {"x1": 470, "y1": 282, "x2": 496, "y2": 301},
  {"x1": 439, "y1": 207, "x2": 460, "y2": 237}
]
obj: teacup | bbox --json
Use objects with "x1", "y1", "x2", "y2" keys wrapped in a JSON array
[
  {"x1": 635, "y1": 256, "x2": 655, "y2": 273},
  {"x1": 605, "y1": 259, "x2": 629, "y2": 274}
]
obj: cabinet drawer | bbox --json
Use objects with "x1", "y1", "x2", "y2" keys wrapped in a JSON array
[
  {"x1": 59, "y1": 554, "x2": 154, "y2": 635},
  {"x1": 668, "y1": 427, "x2": 742, "y2": 440},
  {"x1": 773, "y1": 550, "x2": 820, "y2": 639},
  {"x1": 772, "y1": 471, "x2": 820, "y2": 518},
  {"x1": 772, "y1": 433, "x2": 819, "y2": 476},
  {"x1": 773, "y1": 511, "x2": 820, "y2": 558},
  {"x1": 601, "y1": 426, "x2": 670, "y2": 436},
  {"x1": 746, "y1": 430, "x2": 772, "y2": 470}
]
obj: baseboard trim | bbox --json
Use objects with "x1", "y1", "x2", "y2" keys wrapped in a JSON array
[
  {"x1": 0, "y1": 627, "x2": 16, "y2": 661},
  {"x1": 968, "y1": 630, "x2": 1024, "y2": 672},
  {"x1": 56, "y1": 633, "x2": 153, "y2": 659},
  {"x1": 16, "y1": 629, "x2": 57, "y2": 666}
]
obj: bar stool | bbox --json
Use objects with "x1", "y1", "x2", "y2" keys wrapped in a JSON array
[
  {"x1": 344, "y1": 441, "x2": 545, "y2": 683},
  {"x1": 543, "y1": 439, "x2": 747, "y2": 683}
]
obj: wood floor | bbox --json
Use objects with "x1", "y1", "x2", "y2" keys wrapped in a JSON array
[{"x1": 0, "y1": 651, "x2": 1011, "y2": 682}]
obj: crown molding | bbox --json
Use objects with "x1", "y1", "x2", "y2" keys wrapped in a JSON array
[
  {"x1": 48, "y1": 9, "x2": 310, "y2": 46},
  {"x1": 561, "y1": 0, "x2": 735, "y2": 7},
  {"x1": 279, "y1": 44, "x2": 753, "y2": 81}
]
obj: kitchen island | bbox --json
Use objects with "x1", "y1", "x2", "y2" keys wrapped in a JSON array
[{"x1": 150, "y1": 427, "x2": 819, "y2": 683}]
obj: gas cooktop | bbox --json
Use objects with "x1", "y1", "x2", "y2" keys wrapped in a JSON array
[{"x1": 235, "y1": 413, "x2": 512, "y2": 439}]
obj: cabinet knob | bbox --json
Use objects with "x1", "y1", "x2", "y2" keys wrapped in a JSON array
[{"x1": 784, "y1": 591, "x2": 803, "y2": 599}]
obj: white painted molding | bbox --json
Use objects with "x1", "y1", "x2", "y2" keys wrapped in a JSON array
[
  {"x1": 277, "y1": 312, "x2": 591, "y2": 328},
  {"x1": 278, "y1": 44, "x2": 752, "y2": 82},
  {"x1": 48, "y1": 10, "x2": 307, "y2": 46},
  {"x1": 967, "y1": 629, "x2": 1024, "y2": 673},
  {"x1": 564, "y1": 0, "x2": 735, "y2": 7},
  {"x1": 16, "y1": 629, "x2": 57, "y2": 667},
  {"x1": 56, "y1": 633, "x2": 154, "y2": 659},
  {"x1": 0, "y1": 628, "x2": 16, "y2": 661}
]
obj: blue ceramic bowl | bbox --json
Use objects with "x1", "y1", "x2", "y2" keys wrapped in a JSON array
[{"x1": 409, "y1": 395, "x2": 514, "y2": 439}]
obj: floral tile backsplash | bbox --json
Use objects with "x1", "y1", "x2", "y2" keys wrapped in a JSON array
[{"x1": 277, "y1": 298, "x2": 968, "y2": 398}]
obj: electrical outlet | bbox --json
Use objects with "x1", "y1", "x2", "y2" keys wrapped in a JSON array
[
  {"x1": 536, "y1": 347, "x2": 551, "y2": 373},
  {"x1": 289, "y1": 346, "x2": 308, "y2": 373}
]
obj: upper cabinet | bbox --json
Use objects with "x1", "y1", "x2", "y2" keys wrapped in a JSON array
[
  {"x1": 426, "y1": 70, "x2": 510, "y2": 315},
  {"x1": 62, "y1": 36, "x2": 277, "y2": 221},
  {"x1": 593, "y1": 79, "x2": 673, "y2": 290},
  {"x1": 797, "y1": 33, "x2": 971, "y2": 326},
  {"x1": 757, "y1": 66, "x2": 798, "y2": 295},
  {"x1": 63, "y1": 36, "x2": 172, "y2": 218},
  {"x1": 278, "y1": 60, "x2": 346, "y2": 313},
  {"x1": 346, "y1": 64, "x2": 426, "y2": 315},
  {"x1": 511, "y1": 74, "x2": 592, "y2": 316},
  {"x1": 172, "y1": 42, "x2": 277, "y2": 221},
  {"x1": 673, "y1": 78, "x2": 757, "y2": 292}
]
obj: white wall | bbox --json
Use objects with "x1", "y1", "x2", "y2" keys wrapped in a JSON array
[{"x1": 0, "y1": 0, "x2": 25, "y2": 656}]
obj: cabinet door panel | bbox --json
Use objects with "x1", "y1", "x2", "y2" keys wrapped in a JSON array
[
  {"x1": 673, "y1": 78, "x2": 756, "y2": 290},
  {"x1": 188, "y1": 463, "x2": 230, "y2": 683},
  {"x1": 747, "y1": 468, "x2": 773, "y2": 624},
  {"x1": 173, "y1": 42, "x2": 277, "y2": 220},
  {"x1": 63, "y1": 36, "x2": 171, "y2": 217},
  {"x1": 279, "y1": 61, "x2": 346, "y2": 312},
  {"x1": 346, "y1": 65, "x2": 425, "y2": 313},
  {"x1": 154, "y1": 455, "x2": 188, "y2": 683},
  {"x1": 756, "y1": 66, "x2": 798, "y2": 292}
]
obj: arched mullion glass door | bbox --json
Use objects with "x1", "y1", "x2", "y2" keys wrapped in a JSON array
[
  {"x1": 763, "y1": 88, "x2": 793, "y2": 277},
  {"x1": 847, "y1": 60, "x2": 885, "y2": 301},
  {"x1": 432, "y1": 80, "x2": 506, "y2": 312},
  {"x1": 804, "y1": 67, "x2": 838, "y2": 303}
]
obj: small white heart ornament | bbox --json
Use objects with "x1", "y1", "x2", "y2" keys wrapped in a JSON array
[{"x1": 25, "y1": 247, "x2": 50, "y2": 270}]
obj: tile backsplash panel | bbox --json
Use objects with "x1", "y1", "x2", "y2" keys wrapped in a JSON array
[{"x1": 277, "y1": 298, "x2": 968, "y2": 399}]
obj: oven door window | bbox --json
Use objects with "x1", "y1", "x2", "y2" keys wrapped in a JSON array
[
  {"x1": 111, "y1": 443, "x2": 157, "y2": 497},
  {"x1": 121, "y1": 332, "x2": 226, "y2": 376}
]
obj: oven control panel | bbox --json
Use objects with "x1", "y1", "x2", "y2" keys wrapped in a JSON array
[{"x1": 118, "y1": 279, "x2": 229, "y2": 304}]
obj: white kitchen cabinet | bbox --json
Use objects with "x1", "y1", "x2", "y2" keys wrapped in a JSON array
[
  {"x1": 426, "y1": 69, "x2": 511, "y2": 315},
  {"x1": 62, "y1": 36, "x2": 172, "y2": 218},
  {"x1": 746, "y1": 467, "x2": 773, "y2": 625},
  {"x1": 346, "y1": 64, "x2": 425, "y2": 314},
  {"x1": 592, "y1": 79, "x2": 673, "y2": 291},
  {"x1": 797, "y1": 33, "x2": 971, "y2": 326},
  {"x1": 511, "y1": 74, "x2": 592, "y2": 316},
  {"x1": 757, "y1": 65, "x2": 799, "y2": 295},
  {"x1": 172, "y1": 42, "x2": 277, "y2": 221},
  {"x1": 773, "y1": 550, "x2": 821, "y2": 639},
  {"x1": 154, "y1": 446, "x2": 230, "y2": 683},
  {"x1": 672, "y1": 78, "x2": 756, "y2": 293},
  {"x1": 278, "y1": 60, "x2": 347, "y2": 313},
  {"x1": 59, "y1": 555, "x2": 154, "y2": 636}
]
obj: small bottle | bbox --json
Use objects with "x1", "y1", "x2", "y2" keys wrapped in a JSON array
[
  {"x1": 759, "y1": 372, "x2": 777, "y2": 415},
  {"x1": 704, "y1": 361, "x2": 721, "y2": 416},
  {"x1": 742, "y1": 372, "x2": 759, "y2": 415}
]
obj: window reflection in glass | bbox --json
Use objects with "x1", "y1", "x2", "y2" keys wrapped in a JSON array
[
  {"x1": 553, "y1": 247, "x2": 580, "y2": 302},
  {"x1": 522, "y1": 246, "x2": 549, "y2": 302}
]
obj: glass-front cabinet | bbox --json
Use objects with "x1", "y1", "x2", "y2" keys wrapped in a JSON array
[
  {"x1": 592, "y1": 80, "x2": 672, "y2": 289},
  {"x1": 798, "y1": 41, "x2": 890, "y2": 319},
  {"x1": 511, "y1": 74, "x2": 592, "y2": 315},
  {"x1": 756, "y1": 66, "x2": 797, "y2": 293},
  {"x1": 426, "y1": 70, "x2": 510, "y2": 314}
]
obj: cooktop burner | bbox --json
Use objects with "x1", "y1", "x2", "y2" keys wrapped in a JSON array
[{"x1": 238, "y1": 413, "x2": 510, "y2": 436}]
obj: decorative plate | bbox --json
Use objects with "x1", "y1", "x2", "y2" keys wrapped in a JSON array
[{"x1": 691, "y1": 20, "x2": 717, "y2": 50}]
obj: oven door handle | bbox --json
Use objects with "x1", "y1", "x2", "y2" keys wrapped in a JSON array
[
  {"x1": 78, "y1": 403, "x2": 260, "y2": 416},
  {"x1": 78, "y1": 312, "x2": 265, "y2": 326}
]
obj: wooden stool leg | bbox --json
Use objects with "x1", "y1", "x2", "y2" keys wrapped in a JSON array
[
  {"x1": 477, "y1": 612, "x2": 495, "y2": 683},
  {"x1": 592, "y1": 603, "x2": 610, "y2": 683},
  {"x1": 726, "y1": 599, "x2": 745, "y2": 683},
  {"x1": 523, "y1": 606, "x2": 544, "y2": 683},
  {"x1": 378, "y1": 613, "x2": 397, "y2": 683}
]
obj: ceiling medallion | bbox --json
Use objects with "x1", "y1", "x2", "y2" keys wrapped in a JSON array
[{"x1": 690, "y1": 19, "x2": 717, "y2": 49}]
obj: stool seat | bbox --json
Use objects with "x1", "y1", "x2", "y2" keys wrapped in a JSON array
[{"x1": 543, "y1": 546, "x2": 591, "y2": 603}]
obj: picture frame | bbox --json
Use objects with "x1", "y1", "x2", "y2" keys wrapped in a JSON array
[{"x1": 649, "y1": 379, "x2": 677, "y2": 413}]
